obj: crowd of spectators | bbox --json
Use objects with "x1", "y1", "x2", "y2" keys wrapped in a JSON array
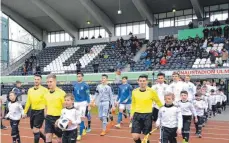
[
  {"x1": 22, "y1": 54, "x2": 40, "y2": 75},
  {"x1": 80, "y1": 34, "x2": 103, "y2": 40},
  {"x1": 138, "y1": 35, "x2": 202, "y2": 70},
  {"x1": 106, "y1": 34, "x2": 142, "y2": 71},
  {"x1": 203, "y1": 18, "x2": 229, "y2": 40}
]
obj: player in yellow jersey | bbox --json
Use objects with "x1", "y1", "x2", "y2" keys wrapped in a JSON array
[
  {"x1": 131, "y1": 74, "x2": 163, "y2": 143},
  {"x1": 24, "y1": 74, "x2": 48, "y2": 143},
  {"x1": 44, "y1": 74, "x2": 66, "y2": 143}
]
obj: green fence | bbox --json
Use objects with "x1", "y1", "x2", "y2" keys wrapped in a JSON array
[
  {"x1": 1, "y1": 71, "x2": 159, "y2": 83},
  {"x1": 178, "y1": 25, "x2": 227, "y2": 40}
]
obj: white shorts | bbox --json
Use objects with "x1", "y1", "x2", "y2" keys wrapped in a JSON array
[
  {"x1": 74, "y1": 101, "x2": 88, "y2": 117},
  {"x1": 119, "y1": 104, "x2": 131, "y2": 110}
]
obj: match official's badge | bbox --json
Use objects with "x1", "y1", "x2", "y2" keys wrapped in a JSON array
[{"x1": 81, "y1": 86, "x2": 84, "y2": 90}]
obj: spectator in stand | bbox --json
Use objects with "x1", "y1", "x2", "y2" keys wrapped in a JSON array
[
  {"x1": 98, "y1": 34, "x2": 102, "y2": 38},
  {"x1": 213, "y1": 19, "x2": 220, "y2": 26},
  {"x1": 209, "y1": 51, "x2": 216, "y2": 64},
  {"x1": 129, "y1": 59, "x2": 135, "y2": 71},
  {"x1": 129, "y1": 32, "x2": 133, "y2": 35},
  {"x1": 224, "y1": 25, "x2": 229, "y2": 39},
  {"x1": 221, "y1": 49, "x2": 228, "y2": 63},
  {"x1": 131, "y1": 41, "x2": 137, "y2": 56},
  {"x1": 217, "y1": 27, "x2": 222, "y2": 37},
  {"x1": 92, "y1": 62, "x2": 99, "y2": 73},
  {"x1": 91, "y1": 36, "x2": 95, "y2": 39},
  {"x1": 225, "y1": 40, "x2": 229, "y2": 53},
  {"x1": 80, "y1": 37, "x2": 84, "y2": 40},
  {"x1": 188, "y1": 21, "x2": 194, "y2": 29},
  {"x1": 85, "y1": 36, "x2": 88, "y2": 39},
  {"x1": 140, "y1": 51, "x2": 147, "y2": 60},
  {"x1": 42, "y1": 42, "x2": 46, "y2": 49},
  {"x1": 36, "y1": 64, "x2": 41, "y2": 74},
  {"x1": 121, "y1": 49, "x2": 126, "y2": 56},
  {"x1": 225, "y1": 18, "x2": 229, "y2": 25},
  {"x1": 120, "y1": 37, "x2": 124, "y2": 47},
  {"x1": 166, "y1": 50, "x2": 172, "y2": 58},
  {"x1": 104, "y1": 52, "x2": 109, "y2": 59},
  {"x1": 216, "y1": 57, "x2": 223, "y2": 67},
  {"x1": 210, "y1": 27, "x2": 217, "y2": 37},
  {"x1": 108, "y1": 66, "x2": 115, "y2": 72},
  {"x1": 160, "y1": 57, "x2": 167, "y2": 65},
  {"x1": 22, "y1": 64, "x2": 26, "y2": 75},
  {"x1": 144, "y1": 58, "x2": 151, "y2": 70},
  {"x1": 76, "y1": 61, "x2": 82, "y2": 73},
  {"x1": 116, "y1": 61, "x2": 123, "y2": 70},
  {"x1": 116, "y1": 38, "x2": 121, "y2": 48}
]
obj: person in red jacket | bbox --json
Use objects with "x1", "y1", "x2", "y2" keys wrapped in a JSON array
[{"x1": 160, "y1": 57, "x2": 167, "y2": 65}]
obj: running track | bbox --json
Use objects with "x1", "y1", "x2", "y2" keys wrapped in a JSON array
[{"x1": 1, "y1": 116, "x2": 229, "y2": 143}]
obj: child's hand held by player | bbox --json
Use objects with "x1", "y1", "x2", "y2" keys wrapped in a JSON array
[
  {"x1": 195, "y1": 117, "x2": 198, "y2": 123},
  {"x1": 88, "y1": 105, "x2": 91, "y2": 111},
  {"x1": 68, "y1": 120, "x2": 72, "y2": 126},
  {"x1": 177, "y1": 128, "x2": 182, "y2": 135},
  {"x1": 55, "y1": 119, "x2": 59, "y2": 127}
]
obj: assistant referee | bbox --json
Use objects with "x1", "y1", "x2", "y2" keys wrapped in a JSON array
[
  {"x1": 44, "y1": 74, "x2": 66, "y2": 143},
  {"x1": 24, "y1": 74, "x2": 48, "y2": 143},
  {"x1": 131, "y1": 74, "x2": 163, "y2": 143}
]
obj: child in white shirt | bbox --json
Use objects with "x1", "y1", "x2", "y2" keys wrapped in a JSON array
[
  {"x1": 156, "y1": 93, "x2": 183, "y2": 143},
  {"x1": 5, "y1": 91, "x2": 25, "y2": 143},
  {"x1": 56, "y1": 93, "x2": 81, "y2": 143},
  {"x1": 193, "y1": 93, "x2": 206, "y2": 138}
]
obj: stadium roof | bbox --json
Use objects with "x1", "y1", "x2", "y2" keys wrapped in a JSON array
[{"x1": 1, "y1": 0, "x2": 228, "y2": 40}]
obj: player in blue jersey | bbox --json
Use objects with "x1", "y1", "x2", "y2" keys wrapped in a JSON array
[
  {"x1": 72, "y1": 72, "x2": 91, "y2": 141},
  {"x1": 115, "y1": 76, "x2": 133, "y2": 128}
]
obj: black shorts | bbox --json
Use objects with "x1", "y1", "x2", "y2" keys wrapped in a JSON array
[
  {"x1": 45, "y1": 115, "x2": 62, "y2": 138},
  {"x1": 222, "y1": 101, "x2": 226, "y2": 106},
  {"x1": 62, "y1": 128, "x2": 78, "y2": 143},
  {"x1": 152, "y1": 107, "x2": 159, "y2": 122},
  {"x1": 212, "y1": 105, "x2": 216, "y2": 112},
  {"x1": 131, "y1": 113, "x2": 152, "y2": 135},
  {"x1": 216, "y1": 102, "x2": 221, "y2": 108},
  {"x1": 30, "y1": 109, "x2": 45, "y2": 129},
  {"x1": 10, "y1": 120, "x2": 20, "y2": 136}
]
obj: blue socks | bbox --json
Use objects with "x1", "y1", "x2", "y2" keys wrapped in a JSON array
[
  {"x1": 118, "y1": 112, "x2": 123, "y2": 124},
  {"x1": 79, "y1": 121, "x2": 85, "y2": 136}
]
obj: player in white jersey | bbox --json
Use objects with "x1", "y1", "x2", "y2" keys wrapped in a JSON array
[
  {"x1": 219, "y1": 89, "x2": 227, "y2": 111},
  {"x1": 206, "y1": 81, "x2": 216, "y2": 94},
  {"x1": 208, "y1": 89, "x2": 217, "y2": 117},
  {"x1": 183, "y1": 75, "x2": 196, "y2": 101},
  {"x1": 215, "y1": 89, "x2": 223, "y2": 114},
  {"x1": 167, "y1": 72, "x2": 185, "y2": 102},
  {"x1": 151, "y1": 73, "x2": 168, "y2": 122},
  {"x1": 193, "y1": 93, "x2": 206, "y2": 138}
]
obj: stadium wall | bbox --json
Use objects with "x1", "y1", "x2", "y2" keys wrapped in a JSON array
[{"x1": 1, "y1": 68, "x2": 229, "y2": 84}]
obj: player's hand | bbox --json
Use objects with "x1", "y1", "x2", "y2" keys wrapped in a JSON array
[
  {"x1": 115, "y1": 101, "x2": 119, "y2": 107},
  {"x1": 68, "y1": 120, "x2": 72, "y2": 126},
  {"x1": 177, "y1": 128, "x2": 182, "y2": 135},
  {"x1": 55, "y1": 120, "x2": 59, "y2": 127},
  {"x1": 88, "y1": 105, "x2": 91, "y2": 111},
  {"x1": 155, "y1": 124, "x2": 160, "y2": 129},
  {"x1": 112, "y1": 107, "x2": 116, "y2": 112},
  {"x1": 22, "y1": 114, "x2": 27, "y2": 119},
  {"x1": 195, "y1": 117, "x2": 198, "y2": 123}
]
